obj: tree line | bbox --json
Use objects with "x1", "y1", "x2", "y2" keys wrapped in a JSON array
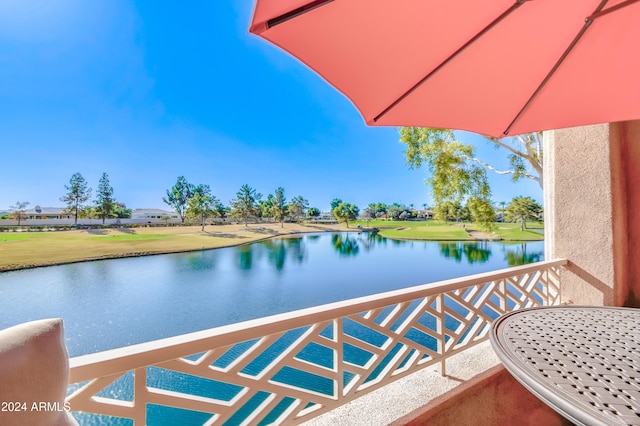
[
  {"x1": 7, "y1": 172, "x2": 130, "y2": 225},
  {"x1": 162, "y1": 177, "x2": 369, "y2": 230},
  {"x1": 4, "y1": 172, "x2": 541, "y2": 232},
  {"x1": 163, "y1": 176, "x2": 320, "y2": 230},
  {"x1": 61, "y1": 172, "x2": 131, "y2": 224},
  {"x1": 361, "y1": 197, "x2": 542, "y2": 231}
]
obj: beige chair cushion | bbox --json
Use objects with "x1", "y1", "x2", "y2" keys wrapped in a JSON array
[{"x1": 0, "y1": 318, "x2": 78, "y2": 426}]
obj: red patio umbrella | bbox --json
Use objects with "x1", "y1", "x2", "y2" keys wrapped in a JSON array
[{"x1": 250, "y1": 0, "x2": 640, "y2": 138}]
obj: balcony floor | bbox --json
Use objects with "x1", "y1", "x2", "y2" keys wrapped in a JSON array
[{"x1": 304, "y1": 341, "x2": 501, "y2": 425}]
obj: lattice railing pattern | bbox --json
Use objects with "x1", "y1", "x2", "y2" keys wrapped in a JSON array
[{"x1": 67, "y1": 259, "x2": 566, "y2": 425}]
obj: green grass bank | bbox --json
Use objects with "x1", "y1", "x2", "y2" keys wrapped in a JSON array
[{"x1": 0, "y1": 220, "x2": 543, "y2": 272}]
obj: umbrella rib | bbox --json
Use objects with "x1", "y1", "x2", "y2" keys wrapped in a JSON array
[
  {"x1": 503, "y1": 0, "x2": 612, "y2": 136},
  {"x1": 266, "y1": 0, "x2": 334, "y2": 29},
  {"x1": 373, "y1": 0, "x2": 530, "y2": 124},
  {"x1": 590, "y1": 0, "x2": 640, "y2": 20}
]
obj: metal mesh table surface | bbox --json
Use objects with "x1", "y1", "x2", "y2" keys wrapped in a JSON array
[{"x1": 490, "y1": 306, "x2": 640, "y2": 426}]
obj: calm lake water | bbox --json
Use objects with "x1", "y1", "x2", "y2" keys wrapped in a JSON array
[{"x1": 0, "y1": 232, "x2": 543, "y2": 357}]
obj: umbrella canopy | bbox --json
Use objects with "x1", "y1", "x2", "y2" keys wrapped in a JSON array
[{"x1": 250, "y1": 0, "x2": 640, "y2": 138}]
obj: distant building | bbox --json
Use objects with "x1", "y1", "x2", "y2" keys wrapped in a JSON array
[
  {"x1": 131, "y1": 208, "x2": 179, "y2": 221},
  {"x1": 310, "y1": 212, "x2": 338, "y2": 223},
  {"x1": 24, "y1": 206, "x2": 72, "y2": 220}
]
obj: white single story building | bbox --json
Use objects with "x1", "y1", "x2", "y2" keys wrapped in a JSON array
[
  {"x1": 24, "y1": 206, "x2": 72, "y2": 220},
  {"x1": 131, "y1": 209, "x2": 179, "y2": 221}
]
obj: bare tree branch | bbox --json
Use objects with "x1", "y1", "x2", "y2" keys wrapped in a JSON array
[
  {"x1": 484, "y1": 133, "x2": 543, "y2": 188},
  {"x1": 460, "y1": 155, "x2": 541, "y2": 186}
]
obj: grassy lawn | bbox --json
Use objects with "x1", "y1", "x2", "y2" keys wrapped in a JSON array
[
  {"x1": 373, "y1": 221, "x2": 471, "y2": 240},
  {"x1": 90, "y1": 233, "x2": 176, "y2": 241},
  {"x1": 0, "y1": 220, "x2": 544, "y2": 272},
  {"x1": 0, "y1": 233, "x2": 33, "y2": 242},
  {"x1": 491, "y1": 222, "x2": 544, "y2": 240},
  {"x1": 0, "y1": 223, "x2": 350, "y2": 271},
  {"x1": 357, "y1": 219, "x2": 544, "y2": 241}
]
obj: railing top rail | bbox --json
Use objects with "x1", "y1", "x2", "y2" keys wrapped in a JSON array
[{"x1": 69, "y1": 258, "x2": 566, "y2": 383}]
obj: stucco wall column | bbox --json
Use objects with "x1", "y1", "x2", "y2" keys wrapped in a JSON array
[{"x1": 544, "y1": 121, "x2": 640, "y2": 307}]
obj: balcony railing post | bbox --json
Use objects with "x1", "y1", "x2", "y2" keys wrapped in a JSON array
[
  {"x1": 436, "y1": 293, "x2": 446, "y2": 377},
  {"x1": 545, "y1": 268, "x2": 550, "y2": 306},
  {"x1": 499, "y1": 278, "x2": 506, "y2": 313},
  {"x1": 133, "y1": 367, "x2": 147, "y2": 425},
  {"x1": 335, "y1": 318, "x2": 344, "y2": 398}
]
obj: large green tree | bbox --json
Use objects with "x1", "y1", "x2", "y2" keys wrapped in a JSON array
[
  {"x1": 387, "y1": 203, "x2": 412, "y2": 221},
  {"x1": 60, "y1": 172, "x2": 92, "y2": 225},
  {"x1": 186, "y1": 184, "x2": 221, "y2": 231},
  {"x1": 332, "y1": 201, "x2": 359, "y2": 228},
  {"x1": 83, "y1": 206, "x2": 99, "y2": 223},
  {"x1": 401, "y1": 128, "x2": 543, "y2": 189},
  {"x1": 363, "y1": 202, "x2": 388, "y2": 221},
  {"x1": 95, "y1": 173, "x2": 115, "y2": 224},
  {"x1": 288, "y1": 195, "x2": 308, "y2": 223},
  {"x1": 113, "y1": 202, "x2": 132, "y2": 219},
  {"x1": 434, "y1": 201, "x2": 465, "y2": 223},
  {"x1": 258, "y1": 195, "x2": 274, "y2": 219},
  {"x1": 402, "y1": 128, "x2": 492, "y2": 198},
  {"x1": 231, "y1": 184, "x2": 262, "y2": 227},
  {"x1": 401, "y1": 128, "x2": 493, "y2": 227},
  {"x1": 330, "y1": 198, "x2": 342, "y2": 213},
  {"x1": 10, "y1": 201, "x2": 29, "y2": 226},
  {"x1": 270, "y1": 187, "x2": 288, "y2": 227},
  {"x1": 163, "y1": 176, "x2": 195, "y2": 223},
  {"x1": 466, "y1": 197, "x2": 496, "y2": 232},
  {"x1": 505, "y1": 196, "x2": 543, "y2": 231},
  {"x1": 307, "y1": 207, "x2": 321, "y2": 219}
]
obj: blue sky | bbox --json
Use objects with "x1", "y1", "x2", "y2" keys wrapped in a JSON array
[{"x1": 0, "y1": 1, "x2": 542, "y2": 212}]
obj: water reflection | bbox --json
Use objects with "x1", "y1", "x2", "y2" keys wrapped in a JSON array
[
  {"x1": 232, "y1": 236, "x2": 308, "y2": 271},
  {"x1": 325, "y1": 232, "x2": 544, "y2": 267},
  {"x1": 438, "y1": 242, "x2": 492, "y2": 264},
  {"x1": 503, "y1": 243, "x2": 544, "y2": 266},
  {"x1": 238, "y1": 245, "x2": 253, "y2": 270},
  {"x1": 229, "y1": 233, "x2": 544, "y2": 269},
  {"x1": 331, "y1": 234, "x2": 360, "y2": 256},
  {"x1": 259, "y1": 237, "x2": 306, "y2": 271},
  {"x1": 361, "y1": 232, "x2": 389, "y2": 250},
  {"x1": 175, "y1": 233, "x2": 543, "y2": 272},
  {"x1": 183, "y1": 251, "x2": 217, "y2": 270}
]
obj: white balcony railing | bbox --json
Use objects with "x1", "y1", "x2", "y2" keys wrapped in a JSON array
[{"x1": 67, "y1": 259, "x2": 566, "y2": 425}]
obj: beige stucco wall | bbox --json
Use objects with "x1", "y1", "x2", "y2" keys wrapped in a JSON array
[
  {"x1": 544, "y1": 124, "x2": 616, "y2": 305},
  {"x1": 544, "y1": 121, "x2": 640, "y2": 307},
  {"x1": 392, "y1": 366, "x2": 571, "y2": 426}
]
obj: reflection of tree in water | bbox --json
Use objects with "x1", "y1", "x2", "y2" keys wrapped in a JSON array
[
  {"x1": 504, "y1": 243, "x2": 543, "y2": 266},
  {"x1": 258, "y1": 237, "x2": 306, "y2": 271},
  {"x1": 238, "y1": 245, "x2": 253, "y2": 270},
  {"x1": 331, "y1": 234, "x2": 359, "y2": 256},
  {"x1": 184, "y1": 252, "x2": 217, "y2": 271},
  {"x1": 439, "y1": 242, "x2": 463, "y2": 262},
  {"x1": 389, "y1": 237, "x2": 406, "y2": 247},
  {"x1": 438, "y1": 242, "x2": 491, "y2": 264},
  {"x1": 261, "y1": 239, "x2": 286, "y2": 270},
  {"x1": 358, "y1": 232, "x2": 391, "y2": 252},
  {"x1": 464, "y1": 243, "x2": 491, "y2": 263},
  {"x1": 285, "y1": 237, "x2": 305, "y2": 263}
]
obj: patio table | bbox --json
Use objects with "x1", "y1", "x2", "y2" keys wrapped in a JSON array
[{"x1": 490, "y1": 306, "x2": 640, "y2": 426}]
